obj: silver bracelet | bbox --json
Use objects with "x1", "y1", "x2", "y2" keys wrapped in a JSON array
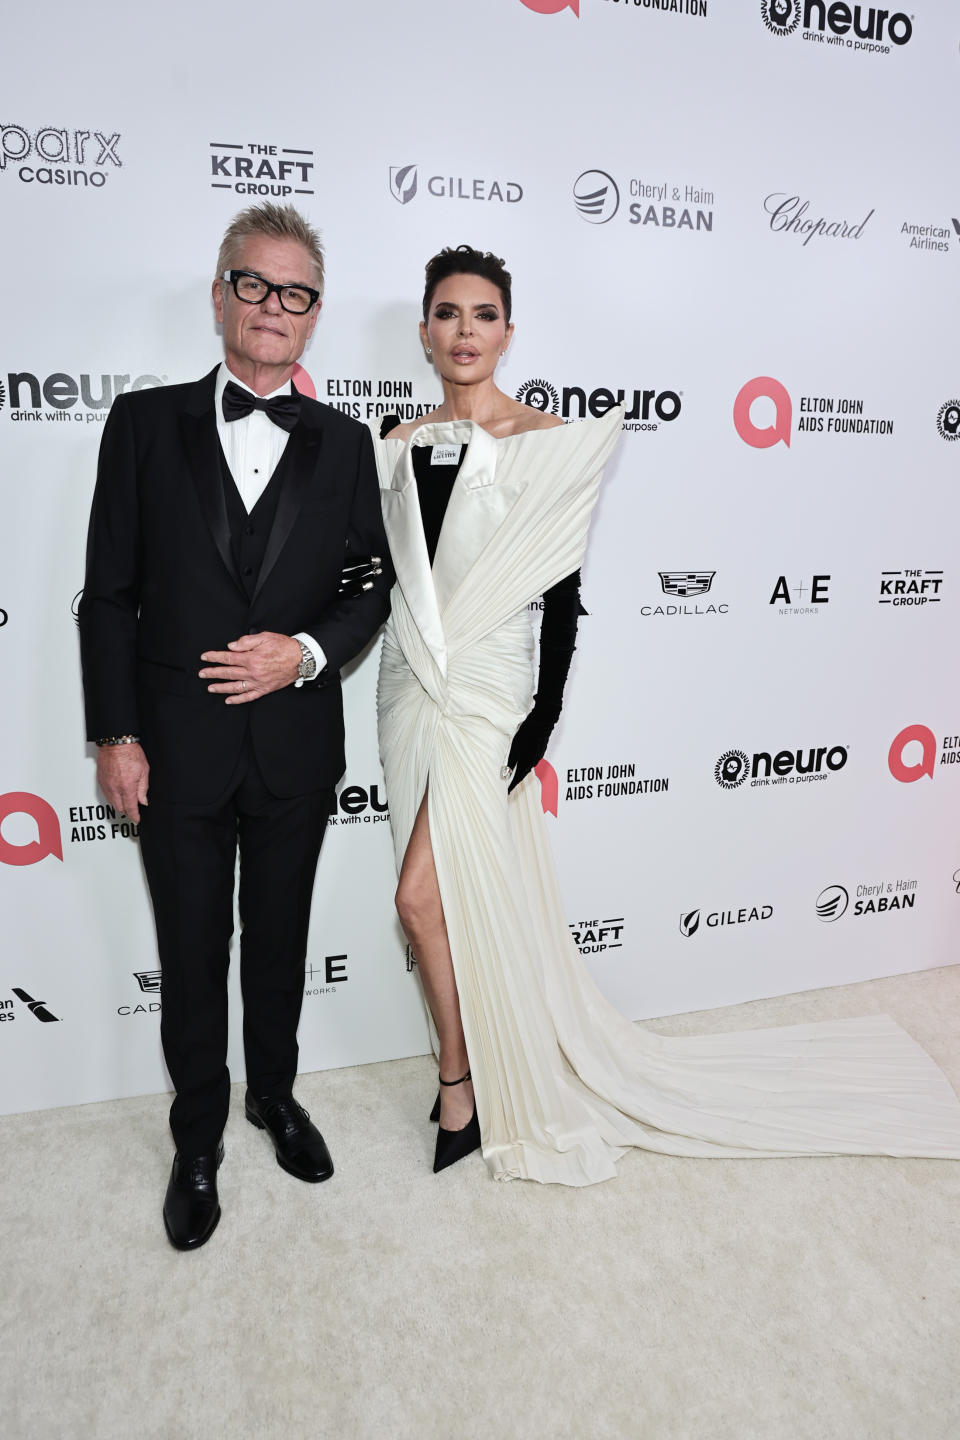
[{"x1": 96, "y1": 735, "x2": 141, "y2": 747}]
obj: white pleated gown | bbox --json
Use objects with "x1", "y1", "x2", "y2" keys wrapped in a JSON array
[{"x1": 372, "y1": 409, "x2": 960, "y2": 1185}]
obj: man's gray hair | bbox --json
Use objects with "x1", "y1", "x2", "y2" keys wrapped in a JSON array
[{"x1": 216, "y1": 203, "x2": 325, "y2": 295}]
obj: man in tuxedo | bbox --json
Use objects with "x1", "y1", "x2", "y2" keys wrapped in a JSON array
[{"x1": 79, "y1": 203, "x2": 391, "y2": 1251}]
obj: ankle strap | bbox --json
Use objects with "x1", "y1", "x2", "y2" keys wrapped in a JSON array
[{"x1": 438, "y1": 1069, "x2": 471, "y2": 1086}]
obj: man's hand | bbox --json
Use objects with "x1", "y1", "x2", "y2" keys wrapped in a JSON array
[
  {"x1": 97, "y1": 743, "x2": 150, "y2": 823},
  {"x1": 199, "y1": 632, "x2": 302, "y2": 705}
]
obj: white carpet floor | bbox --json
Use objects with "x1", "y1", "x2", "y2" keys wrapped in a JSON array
[{"x1": 3, "y1": 965, "x2": 960, "y2": 1440}]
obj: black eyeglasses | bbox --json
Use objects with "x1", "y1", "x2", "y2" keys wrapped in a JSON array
[{"x1": 222, "y1": 270, "x2": 320, "y2": 315}]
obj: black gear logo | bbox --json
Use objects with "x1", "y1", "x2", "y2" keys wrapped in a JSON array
[
  {"x1": 761, "y1": 0, "x2": 801, "y2": 35},
  {"x1": 516, "y1": 378, "x2": 559, "y2": 415},
  {"x1": 936, "y1": 400, "x2": 960, "y2": 442},
  {"x1": 715, "y1": 749, "x2": 749, "y2": 790}
]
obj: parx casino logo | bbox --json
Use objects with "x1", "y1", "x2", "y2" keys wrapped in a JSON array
[
  {"x1": 209, "y1": 140, "x2": 314, "y2": 197},
  {"x1": 0, "y1": 124, "x2": 122, "y2": 189}
]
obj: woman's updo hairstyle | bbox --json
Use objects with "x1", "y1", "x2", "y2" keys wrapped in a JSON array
[{"x1": 422, "y1": 245, "x2": 513, "y2": 323}]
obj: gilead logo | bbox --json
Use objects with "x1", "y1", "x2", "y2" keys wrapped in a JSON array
[
  {"x1": 888, "y1": 725, "x2": 936, "y2": 783},
  {"x1": 0, "y1": 792, "x2": 63, "y2": 865},
  {"x1": 519, "y1": 0, "x2": 579, "y2": 13},
  {"x1": 733, "y1": 377, "x2": 792, "y2": 448}
]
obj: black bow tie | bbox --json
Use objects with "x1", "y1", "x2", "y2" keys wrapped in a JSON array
[{"x1": 222, "y1": 380, "x2": 301, "y2": 432}]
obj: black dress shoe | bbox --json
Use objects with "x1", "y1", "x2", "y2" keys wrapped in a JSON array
[
  {"x1": 245, "y1": 1092, "x2": 334, "y2": 1183},
  {"x1": 433, "y1": 1069, "x2": 482, "y2": 1173},
  {"x1": 163, "y1": 1140, "x2": 224, "y2": 1251}
]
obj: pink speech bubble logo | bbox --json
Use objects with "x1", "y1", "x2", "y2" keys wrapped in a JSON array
[
  {"x1": 888, "y1": 724, "x2": 936, "y2": 783},
  {"x1": 0, "y1": 792, "x2": 63, "y2": 866},
  {"x1": 733, "y1": 376, "x2": 792, "y2": 448},
  {"x1": 519, "y1": 0, "x2": 579, "y2": 14},
  {"x1": 291, "y1": 363, "x2": 316, "y2": 399}
]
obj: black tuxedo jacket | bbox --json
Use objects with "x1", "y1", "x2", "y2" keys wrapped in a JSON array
[{"x1": 79, "y1": 366, "x2": 392, "y2": 803}]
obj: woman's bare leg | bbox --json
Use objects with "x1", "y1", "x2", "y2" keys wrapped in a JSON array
[{"x1": 395, "y1": 792, "x2": 475, "y2": 1130}]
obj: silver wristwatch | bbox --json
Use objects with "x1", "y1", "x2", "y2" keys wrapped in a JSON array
[{"x1": 296, "y1": 639, "x2": 317, "y2": 681}]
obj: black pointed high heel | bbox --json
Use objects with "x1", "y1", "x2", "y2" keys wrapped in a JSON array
[{"x1": 433, "y1": 1069, "x2": 481, "y2": 1173}]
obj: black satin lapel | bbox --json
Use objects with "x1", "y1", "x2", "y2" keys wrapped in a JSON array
[
  {"x1": 180, "y1": 410, "x2": 244, "y2": 594},
  {"x1": 252, "y1": 423, "x2": 322, "y2": 602}
]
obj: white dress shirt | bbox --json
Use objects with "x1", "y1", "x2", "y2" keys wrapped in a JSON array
[{"x1": 215, "y1": 363, "x2": 324, "y2": 682}]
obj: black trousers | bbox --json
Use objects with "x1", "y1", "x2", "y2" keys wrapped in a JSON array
[{"x1": 139, "y1": 735, "x2": 333, "y2": 1158}]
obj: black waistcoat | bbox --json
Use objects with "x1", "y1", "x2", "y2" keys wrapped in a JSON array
[{"x1": 220, "y1": 441, "x2": 292, "y2": 599}]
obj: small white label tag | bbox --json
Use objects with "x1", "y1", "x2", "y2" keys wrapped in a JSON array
[{"x1": 431, "y1": 444, "x2": 460, "y2": 466}]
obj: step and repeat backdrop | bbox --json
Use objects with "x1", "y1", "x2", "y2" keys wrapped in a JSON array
[{"x1": 1, "y1": 0, "x2": 958, "y2": 1115}]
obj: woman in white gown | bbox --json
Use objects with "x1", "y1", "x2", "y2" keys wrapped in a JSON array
[{"x1": 372, "y1": 245, "x2": 960, "y2": 1185}]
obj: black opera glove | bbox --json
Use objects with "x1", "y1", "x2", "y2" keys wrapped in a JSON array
[
  {"x1": 507, "y1": 703, "x2": 561, "y2": 793},
  {"x1": 338, "y1": 554, "x2": 383, "y2": 597},
  {"x1": 506, "y1": 569, "x2": 582, "y2": 793}
]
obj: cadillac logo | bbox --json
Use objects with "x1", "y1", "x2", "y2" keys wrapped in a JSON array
[{"x1": 659, "y1": 571, "x2": 715, "y2": 598}]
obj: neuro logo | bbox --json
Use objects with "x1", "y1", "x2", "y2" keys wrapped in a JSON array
[
  {"x1": 0, "y1": 606, "x2": 7, "y2": 627},
  {"x1": 291, "y1": 363, "x2": 316, "y2": 400},
  {"x1": 936, "y1": 401, "x2": 960, "y2": 442},
  {"x1": 659, "y1": 571, "x2": 715, "y2": 598},
  {"x1": 761, "y1": 0, "x2": 801, "y2": 35},
  {"x1": 734, "y1": 377, "x2": 792, "y2": 448},
  {"x1": 536, "y1": 759, "x2": 559, "y2": 817},
  {"x1": 134, "y1": 971, "x2": 162, "y2": 994},
  {"x1": 0, "y1": 792, "x2": 63, "y2": 866},
  {"x1": 888, "y1": 724, "x2": 936, "y2": 783},
  {"x1": 816, "y1": 885, "x2": 849, "y2": 922},
  {"x1": 389, "y1": 165, "x2": 418, "y2": 205},
  {"x1": 12, "y1": 988, "x2": 60, "y2": 1023},
  {"x1": 714, "y1": 750, "x2": 749, "y2": 790},
  {"x1": 516, "y1": 378, "x2": 560, "y2": 414},
  {"x1": 519, "y1": 0, "x2": 579, "y2": 14},
  {"x1": 679, "y1": 909, "x2": 700, "y2": 938},
  {"x1": 953, "y1": 868, "x2": 960, "y2": 896},
  {"x1": 573, "y1": 170, "x2": 620, "y2": 225}
]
